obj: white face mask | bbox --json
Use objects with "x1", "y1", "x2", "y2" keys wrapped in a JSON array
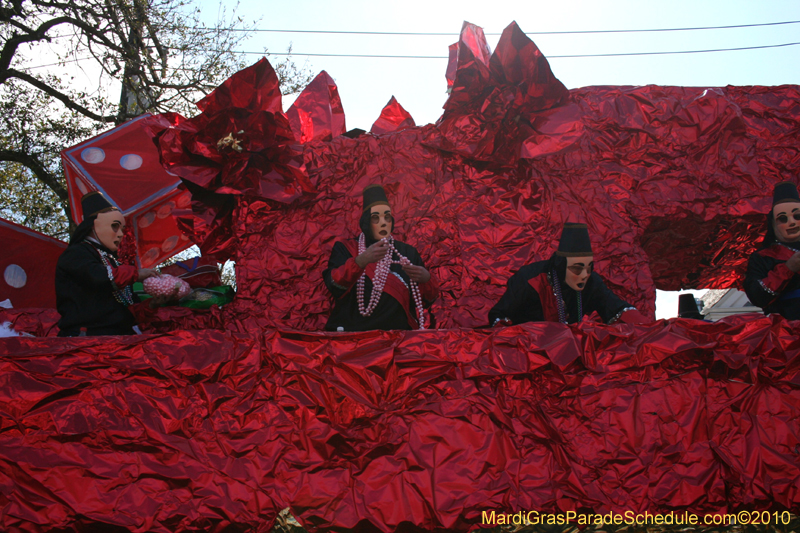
[
  {"x1": 773, "y1": 201, "x2": 800, "y2": 243},
  {"x1": 564, "y1": 256, "x2": 594, "y2": 291},
  {"x1": 93, "y1": 210, "x2": 125, "y2": 252},
  {"x1": 369, "y1": 204, "x2": 393, "y2": 240}
]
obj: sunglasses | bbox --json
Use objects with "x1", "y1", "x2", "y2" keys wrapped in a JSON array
[
  {"x1": 370, "y1": 213, "x2": 393, "y2": 224},
  {"x1": 775, "y1": 212, "x2": 800, "y2": 225},
  {"x1": 567, "y1": 264, "x2": 593, "y2": 276}
]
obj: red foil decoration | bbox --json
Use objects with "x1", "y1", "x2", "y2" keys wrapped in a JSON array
[
  {"x1": 1, "y1": 315, "x2": 799, "y2": 531},
  {"x1": 286, "y1": 71, "x2": 346, "y2": 143},
  {"x1": 370, "y1": 96, "x2": 415, "y2": 135},
  {"x1": 154, "y1": 59, "x2": 315, "y2": 261}
]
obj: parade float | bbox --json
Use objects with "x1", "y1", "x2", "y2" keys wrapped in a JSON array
[{"x1": 1, "y1": 21, "x2": 798, "y2": 532}]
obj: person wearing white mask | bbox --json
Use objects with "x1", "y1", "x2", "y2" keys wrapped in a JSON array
[
  {"x1": 745, "y1": 181, "x2": 800, "y2": 320},
  {"x1": 55, "y1": 192, "x2": 157, "y2": 336},
  {"x1": 489, "y1": 222, "x2": 648, "y2": 326}
]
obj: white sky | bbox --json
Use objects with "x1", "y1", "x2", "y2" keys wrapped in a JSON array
[{"x1": 26, "y1": 0, "x2": 799, "y2": 319}]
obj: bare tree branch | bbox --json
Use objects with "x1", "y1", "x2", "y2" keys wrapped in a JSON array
[
  {"x1": 3, "y1": 69, "x2": 117, "y2": 122},
  {"x1": 0, "y1": 149, "x2": 68, "y2": 201}
]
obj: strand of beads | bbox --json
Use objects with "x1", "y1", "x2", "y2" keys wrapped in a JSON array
[
  {"x1": 356, "y1": 233, "x2": 391, "y2": 316},
  {"x1": 94, "y1": 244, "x2": 135, "y2": 306},
  {"x1": 357, "y1": 233, "x2": 426, "y2": 329},
  {"x1": 779, "y1": 242, "x2": 800, "y2": 253},
  {"x1": 551, "y1": 268, "x2": 581, "y2": 324}
]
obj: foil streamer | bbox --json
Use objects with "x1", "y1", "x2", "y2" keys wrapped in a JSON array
[{"x1": 1, "y1": 315, "x2": 799, "y2": 531}]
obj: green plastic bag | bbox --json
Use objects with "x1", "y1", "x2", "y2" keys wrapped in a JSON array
[{"x1": 134, "y1": 283, "x2": 234, "y2": 309}]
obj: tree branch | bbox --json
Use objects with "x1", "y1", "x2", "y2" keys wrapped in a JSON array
[
  {"x1": 0, "y1": 149, "x2": 68, "y2": 201},
  {"x1": 2, "y1": 69, "x2": 117, "y2": 123},
  {"x1": 0, "y1": 17, "x2": 75, "y2": 74}
]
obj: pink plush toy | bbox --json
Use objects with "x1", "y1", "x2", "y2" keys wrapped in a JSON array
[{"x1": 143, "y1": 274, "x2": 191, "y2": 300}]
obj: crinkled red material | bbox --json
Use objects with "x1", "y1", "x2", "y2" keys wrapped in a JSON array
[
  {"x1": 370, "y1": 96, "x2": 415, "y2": 134},
  {"x1": 5, "y1": 19, "x2": 800, "y2": 532},
  {"x1": 1, "y1": 315, "x2": 799, "y2": 531},
  {"x1": 286, "y1": 71, "x2": 346, "y2": 143},
  {"x1": 129, "y1": 301, "x2": 225, "y2": 333},
  {"x1": 0, "y1": 308, "x2": 60, "y2": 337}
]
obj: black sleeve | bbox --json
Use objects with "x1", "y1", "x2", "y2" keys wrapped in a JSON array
[
  {"x1": 488, "y1": 270, "x2": 544, "y2": 326},
  {"x1": 322, "y1": 241, "x2": 355, "y2": 299},
  {"x1": 743, "y1": 251, "x2": 781, "y2": 309},
  {"x1": 406, "y1": 246, "x2": 424, "y2": 268},
  {"x1": 57, "y1": 244, "x2": 115, "y2": 292},
  {"x1": 585, "y1": 272, "x2": 630, "y2": 323}
]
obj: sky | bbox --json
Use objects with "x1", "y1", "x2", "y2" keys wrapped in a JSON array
[
  {"x1": 197, "y1": 0, "x2": 800, "y2": 130},
  {"x1": 192, "y1": 0, "x2": 800, "y2": 319}
]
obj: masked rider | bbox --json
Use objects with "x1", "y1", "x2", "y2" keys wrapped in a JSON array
[
  {"x1": 323, "y1": 184, "x2": 439, "y2": 331},
  {"x1": 489, "y1": 222, "x2": 648, "y2": 326},
  {"x1": 744, "y1": 181, "x2": 800, "y2": 320},
  {"x1": 56, "y1": 192, "x2": 158, "y2": 336}
]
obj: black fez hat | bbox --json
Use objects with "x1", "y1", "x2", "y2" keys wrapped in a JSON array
[
  {"x1": 677, "y1": 293, "x2": 703, "y2": 320},
  {"x1": 81, "y1": 191, "x2": 115, "y2": 219},
  {"x1": 556, "y1": 222, "x2": 593, "y2": 257},
  {"x1": 772, "y1": 181, "x2": 800, "y2": 207},
  {"x1": 362, "y1": 184, "x2": 390, "y2": 212}
]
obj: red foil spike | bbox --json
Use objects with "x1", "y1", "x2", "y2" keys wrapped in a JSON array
[
  {"x1": 370, "y1": 96, "x2": 415, "y2": 135},
  {"x1": 195, "y1": 57, "x2": 283, "y2": 115},
  {"x1": 445, "y1": 42, "x2": 458, "y2": 89},
  {"x1": 429, "y1": 22, "x2": 568, "y2": 165},
  {"x1": 489, "y1": 21, "x2": 568, "y2": 111},
  {"x1": 441, "y1": 21, "x2": 493, "y2": 116},
  {"x1": 458, "y1": 21, "x2": 492, "y2": 69},
  {"x1": 286, "y1": 70, "x2": 346, "y2": 143}
]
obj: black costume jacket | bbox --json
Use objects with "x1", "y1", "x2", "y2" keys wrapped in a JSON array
[
  {"x1": 488, "y1": 257, "x2": 631, "y2": 325},
  {"x1": 744, "y1": 242, "x2": 800, "y2": 320},
  {"x1": 323, "y1": 238, "x2": 438, "y2": 331},
  {"x1": 55, "y1": 240, "x2": 138, "y2": 336}
]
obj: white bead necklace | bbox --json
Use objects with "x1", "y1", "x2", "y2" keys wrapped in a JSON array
[{"x1": 356, "y1": 233, "x2": 426, "y2": 329}]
